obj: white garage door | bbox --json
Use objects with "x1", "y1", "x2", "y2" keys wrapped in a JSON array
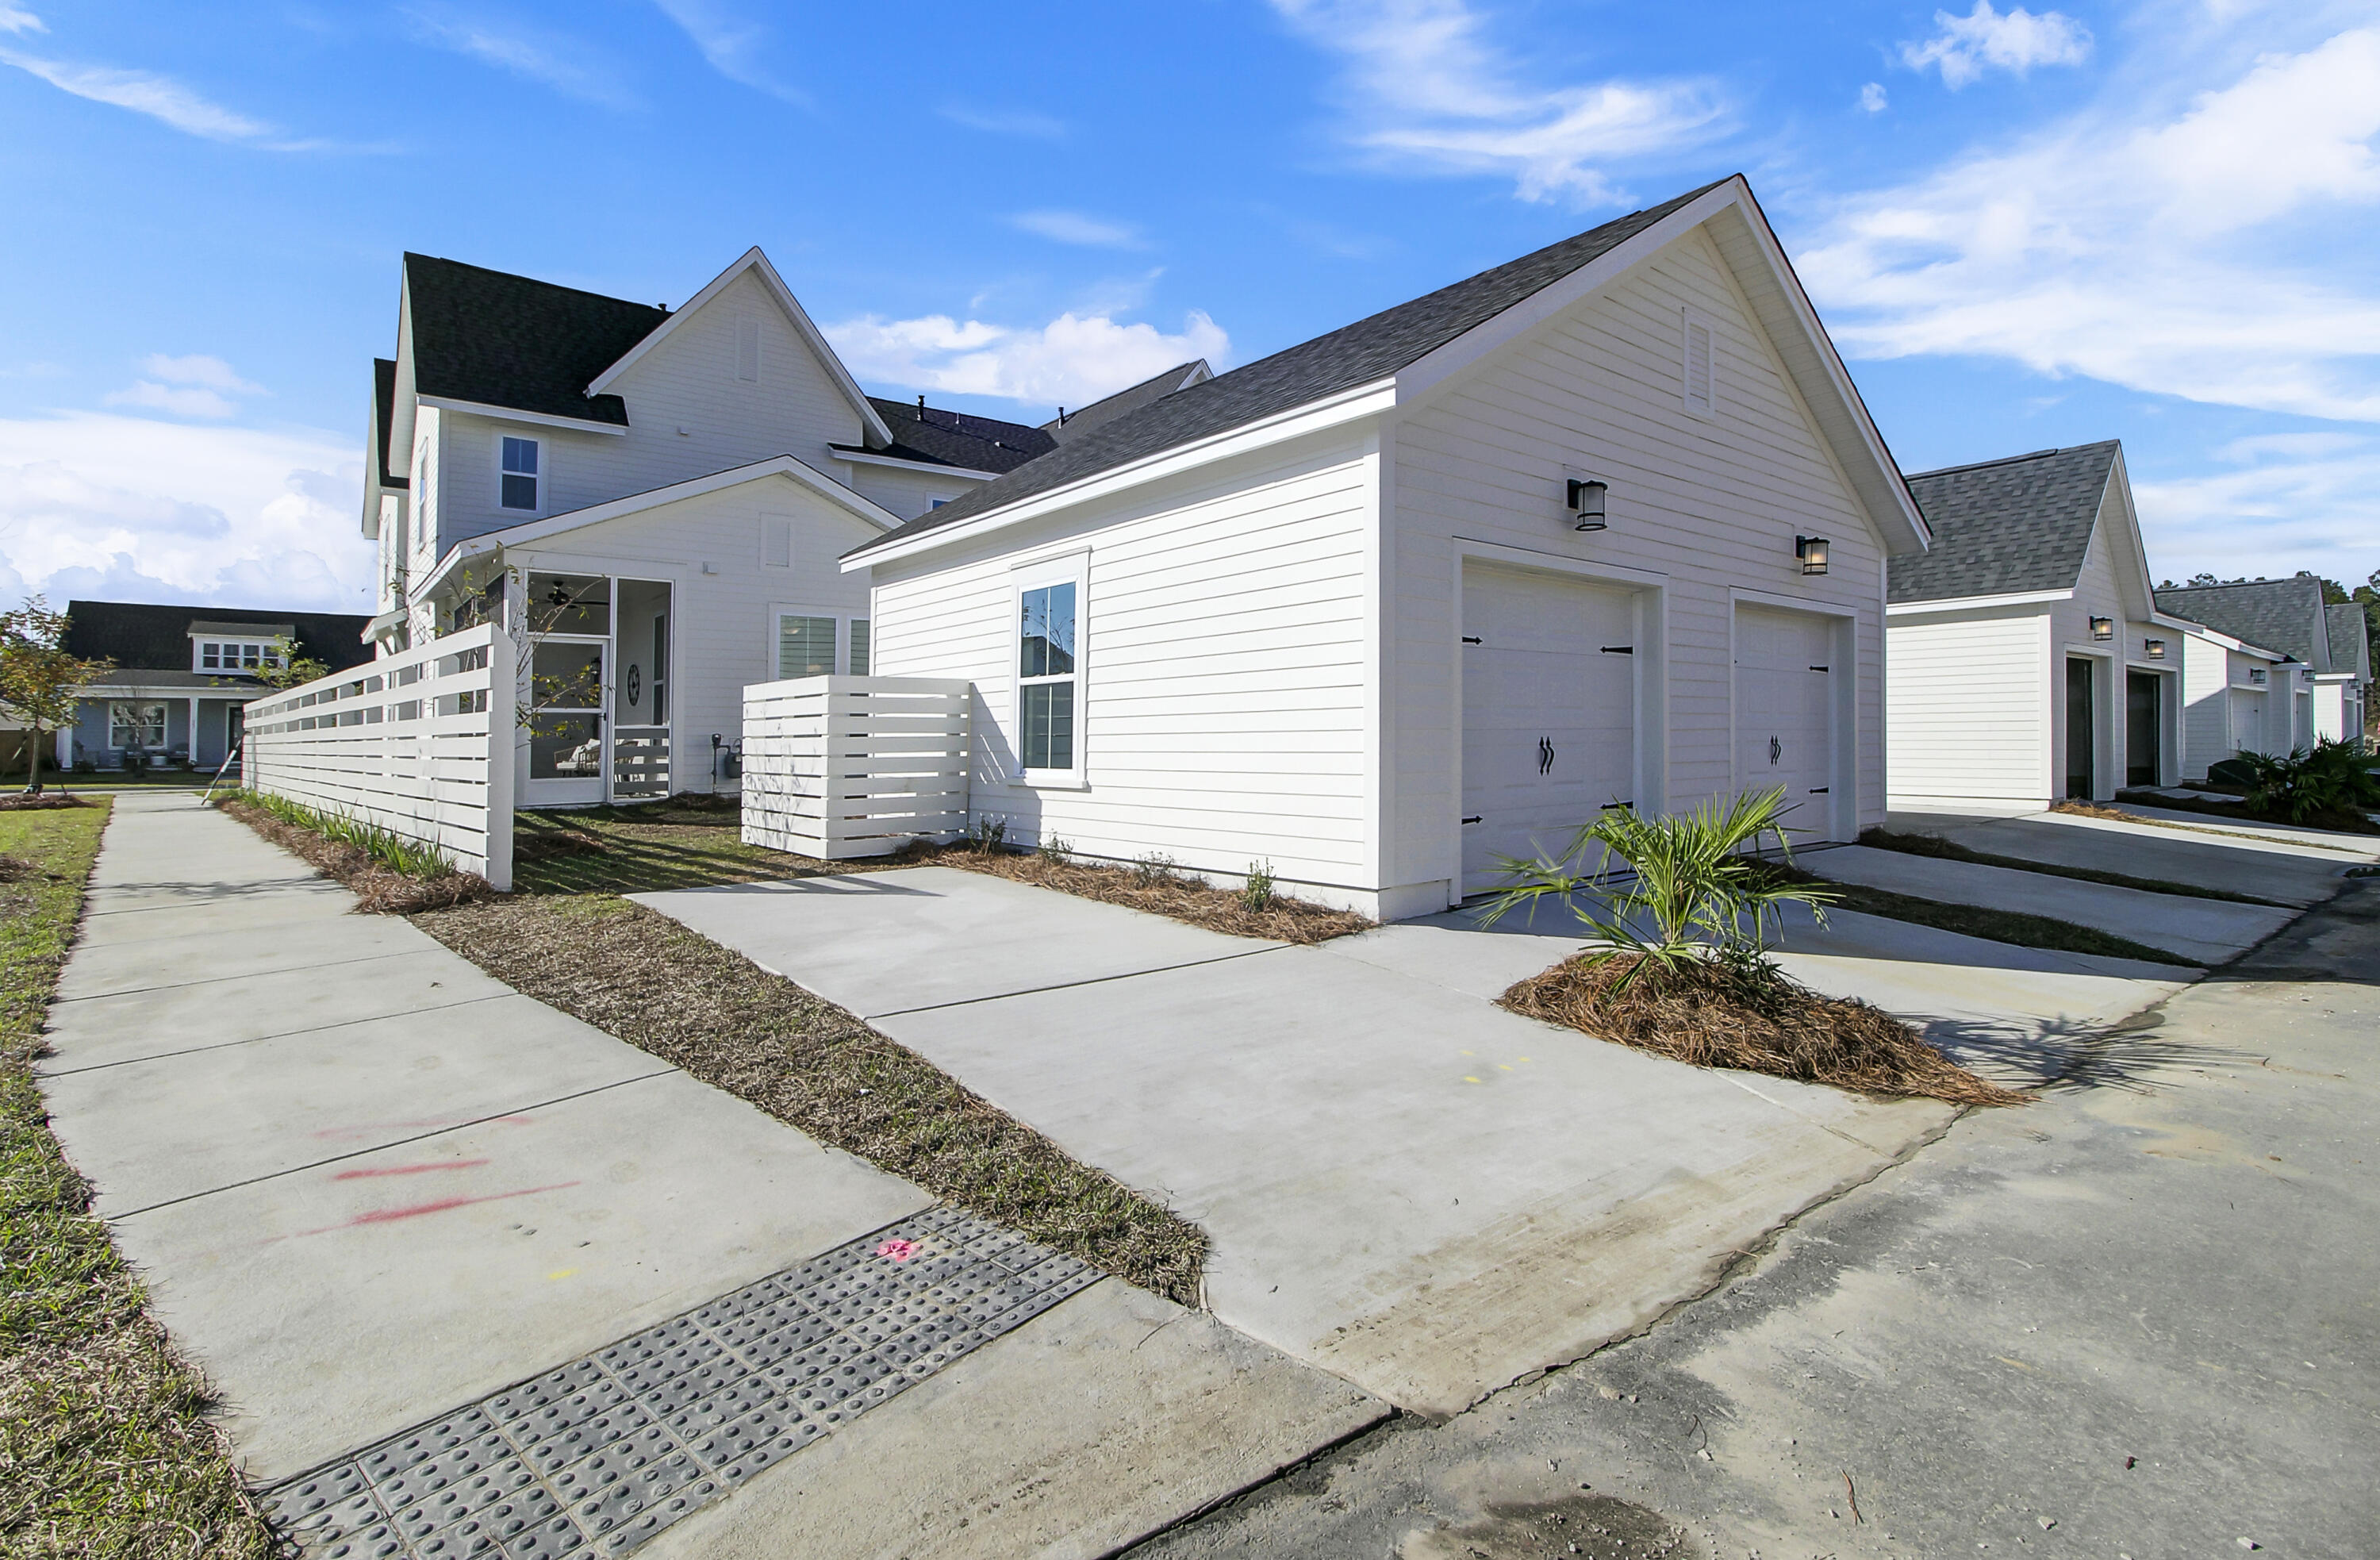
[
  {"x1": 1733, "y1": 604, "x2": 1837, "y2": 840},
  {"x1": 1461, "y1": 566, "x2": 1637, "y2": 896}
]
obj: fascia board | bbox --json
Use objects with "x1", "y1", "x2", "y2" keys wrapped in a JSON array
[
  {"x1": 841, "y1": 378, "x2": 1398, "y2": 571},
  {"x1": 416, "y1": 395, "x2": 628, "y2": 436},
  {"x1": 2155, "y1": 612, "x2": 2288, "y2": 661},
  {"x1": 1887, "y1": 589, "x2": 2072, "y2": 615},
  {"x1": 833, "y1": 448, "x2": 998, "y2": 481},
  {"x1": 585, "y1": 248, "x2": 895, "y2": 448},
  {"x1": 2098, "y1": 448, "x2": 2161, "y2": 619}
]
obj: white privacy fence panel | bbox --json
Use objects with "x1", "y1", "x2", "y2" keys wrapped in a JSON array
[
  {"x1": 243, "y1": 622, "x2": 516, "y2": 890},
  {"x1": 743, "y1": 676, "x2": 972, "y2": 860}
]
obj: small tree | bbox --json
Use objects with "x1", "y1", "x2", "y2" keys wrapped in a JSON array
[
  {"x1": 253, "y1": 632, "x2": 331, "y2": 691},
  {"x1": 0, "y1": 597, "x2": 115, "y2": 794}
]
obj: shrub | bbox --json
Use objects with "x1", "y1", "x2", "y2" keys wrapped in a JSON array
[
  {"x1": 965, "y1": 815, "x2": 1008, "y2": 855},
  {"x1": 1036, "y1": 834, "x2": 1072, "y2": 865},
  {"x1": 232, "y1": 790, "x2": 459, "y2": 878},
  {"x1": 1240, "y1": 859, "x2": 1276, "y2": 912},
  {"x1": 1131, "y1": 851, "x2": 1177, "y2": 888},
  {"x1": 1479, "y1": 786, "x2": 1837, "y2": 994},
  {"x1": 2234, "y1": 740, "x2": 2380, "y2": 824}
]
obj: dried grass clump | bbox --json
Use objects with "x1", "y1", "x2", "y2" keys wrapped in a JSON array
[
  {"x1": 1502, "y1": 952, "x2": 2032, "y2": 1108},
  {"x1": 0, "y1": 790, "x2": 88, "y2": 812},
  {"x1": 914, "y1": 843, "x2": 1373, "y2": 943},
  {"x1": 217, "y1": 797, "x2": 492, "y2": 913},
  {"x1": 512, "y1": 826, "x2": 610, "y2": 863}
]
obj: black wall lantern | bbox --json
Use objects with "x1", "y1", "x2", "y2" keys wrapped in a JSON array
[
  {"x1": 2090, "y1": 616, "x2": 2114, "y2": 641},
  {"x1": 2144, "y1": 638, "x2": 2167, "y2": 660},
  {"x1": 1795, "y1": 535, "x2": 1829, "y2": 575},
  {"x1": 1567, "y1": 478, "x2": 1608, "y2": 531}
]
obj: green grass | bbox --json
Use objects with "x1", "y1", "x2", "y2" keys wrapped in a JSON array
[
  {"x1": 0, "y1": 802, "x2": 274, "y2": 1558},
  {"x1": 1857, "y1": 828, "x2": 2292, "y2": 908},
  {"x1": 511, "y1": 797, "x2": 836, "y2": 894}
]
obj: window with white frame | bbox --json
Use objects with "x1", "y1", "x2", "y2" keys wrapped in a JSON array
[
  {"x1": 848, "y1": 620, "x2": 870, "y2": 676},
  {"x1": 500, "y1": 435, "x2": 541, "y2": 511},
  {"x1": 194, "y1": 639, "x2": 284, "y2": 673},
  {"x1": 1681, "y1": 308, "x2": 1715, "y2": 417},
  {"x1": 1016, "y1": 571, "x2": 1081, "y2": 778},
  {"x1": 773, "y1": 611, "x2": 870, "y2": 680},
  {"x1": 109, "y1": 702, "x2": 167, "y2": 750}
]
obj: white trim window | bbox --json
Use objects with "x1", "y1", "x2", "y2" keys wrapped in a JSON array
[
  {"x1": 1014, "y1": 561, "x2": 1084, "y2": 782},
  {"x1": 195, "y1": 639, "x2": 283, "y2": 672},
  {"x1": 1681, "y1": 307, "x2": 1715, "y2": 418},
  {"x1": 847, "y1": 619, "x2": 870, "y2": 676},
  {"x1": 499, "y1": 434, "x2": 542, "y2": 513},
  {"x1": 773, "y1": 609, "x2": 872, "y2": 680},
  {"x1": 109, "y1": 701, "x2": 167, "y2": 750}
]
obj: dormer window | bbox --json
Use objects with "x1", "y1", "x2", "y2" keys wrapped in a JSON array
[
  {"x1": 196, "y1": 640, "x2": 283, "y2": 673},
  {"x1": 501, "y1": 436, "x2": 541, "y2": 511}
]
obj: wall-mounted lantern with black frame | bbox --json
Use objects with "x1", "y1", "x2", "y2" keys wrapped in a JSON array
[
  {"x1": 2090, "y1": 616, "x2": 2115, "y2": 641},
  {"x1": 1566, "y1": 478, "x2": 1608, "y2": 532},
  {"x1": 1794, "y1": 535, "x2": 1829, "y2": 575},
  {"x1": 2144, "y1": 638, "x2": 2167, "y2": 660}
]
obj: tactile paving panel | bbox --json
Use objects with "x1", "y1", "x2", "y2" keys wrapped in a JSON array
[{"x1": 265, "y1": 1206, "x2": 1099, "y2": 1559}]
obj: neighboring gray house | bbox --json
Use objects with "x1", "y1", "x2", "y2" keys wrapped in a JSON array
[
  {"x1": 59, "y1": 601, "x2": 374, "y2": 772},
  {"x1": 2154, "y1": 577, "x2": 2371, "y2": 753}
]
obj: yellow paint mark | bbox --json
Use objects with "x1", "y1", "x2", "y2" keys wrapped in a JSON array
[
  {"x1": 1463, "y1": 1076, "x2": 1482, "y2": 1084},
  {"x1": 1992, "y1": 1355, "x2": 2034, "y2": 1372},
  {"x1": 1459, "y1": 1050, "x2": 1475, "y2": 1056},
  {"x1": 547, "y1": 1269, "x2": 578, "y2": 1281},
  {"x1": 1518, "y1": 1056, "x2": 1532, "y2": 1063},
  {"x1": 1498, "y1": 1064, "x2": 1514, "y2": 1071}
]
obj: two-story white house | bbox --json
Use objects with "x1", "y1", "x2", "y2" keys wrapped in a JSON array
[{"x1": 363, "y1": 248, "x2": 1078, "y2": 805}]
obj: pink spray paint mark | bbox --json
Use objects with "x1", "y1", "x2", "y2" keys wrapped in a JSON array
[
  {"x1": 875, "y1": 1238, "x2": 921, "y2": 1262},
  {"x1": 280, "y1": 1181, "x2": 581, "y2": 1240},
  {"x1": 332, "y1": 1158, "x2": 492, "y2": 1181}
]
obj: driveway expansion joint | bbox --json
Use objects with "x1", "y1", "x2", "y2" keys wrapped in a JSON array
[{"x1": 263, "y1": 1205, "x2": 1100, "y2": 1560}]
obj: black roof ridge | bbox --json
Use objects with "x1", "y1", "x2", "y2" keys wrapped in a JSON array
[
  {"x1": 1047, "y1": 358, "x2": 1207, "y2": 426},
  {"x1": 1903, "y1": 440, "x2": 2119, "y2": 482},
  {"x1": 402, "y1": 251, "x2": 668, "y2": 314}
]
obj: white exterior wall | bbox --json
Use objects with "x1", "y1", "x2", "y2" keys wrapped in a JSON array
[
  {"x1": 1885, "y1": 607, "x2": 2050, "y2": 807},
  {"x1": 430, "y1": 271, "x2": 869, "y2": 557},
  {"x1": 868, "y1": 429, "x2": 1380, "y2": 906},
  {"x1": 844, "y1": 463, "x2": 983, "y2": 523},
  {"x1": 504, "y1": 473, "x2": 882, "y2": 798},
  {"x1": 1388, "y1": 227, "x2": 1889, "y2": 899}
]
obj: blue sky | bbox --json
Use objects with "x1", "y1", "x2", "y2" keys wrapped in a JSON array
[{"x1": 2, "y1": 0, "x2": 2377, "y2": 613}]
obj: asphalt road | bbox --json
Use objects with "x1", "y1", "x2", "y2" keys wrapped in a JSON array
[{"x1": 1132, "y1": 878, "x2": 2380, "y2": 1560}]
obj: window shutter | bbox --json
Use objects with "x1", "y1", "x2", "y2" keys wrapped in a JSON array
[
  {"x1": 1683, "y1": 314, "x2": 1714, "y2": 415},
  {"x1": 736, "y1": 318, "x2": 762, "y2": 383}
]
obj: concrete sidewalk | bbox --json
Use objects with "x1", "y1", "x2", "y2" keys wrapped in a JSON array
[
  {"x1": 643, "y1": 872, "x2": 1979, "y2": 1419},
  {"x1": 40, "y1": 795, "x2": 1379, "y2": 1557}
]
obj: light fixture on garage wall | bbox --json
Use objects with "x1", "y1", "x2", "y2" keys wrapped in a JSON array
[
  {"x1": 1566, "y1": 478, "x2": 1609, "y2": 531},
  {"x1": 1795, "y1": 535, "x2": 1829, "y2": 575},
  {"x1": 2144, "y1": 638, "x2": 2167, "y2": 660},
  {"x1": 2249, "y1": 667, "x2": 2268, "y2": 686},
  {"x1": 2090, "y1": 616, "x2": 2115, "y2": 640}
]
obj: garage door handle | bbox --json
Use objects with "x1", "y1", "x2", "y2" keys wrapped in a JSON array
[
  {"x1": 1809, "y1": 787, "x2": 1829, "y2": 794},
  {"x1": 1808, "y1": 665, "x2": 1829, "y2": 672},
  {"x1": 1537, "y1": 737, "x2": 1555, "y2": 774}
]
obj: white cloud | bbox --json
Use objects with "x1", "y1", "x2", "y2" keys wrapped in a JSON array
[
  {"x1": 825, "y1": 309, "x2": 1230, "y2": 409},
  {"x1": 1860, "y1": 81, "x2": 1889, "y2": 113},
  {"x1": 1269, "y1": 0, "x2": 1724, "y2": 205},
  {"x1": 104, "y1": 382, "x2": 239, "y2": 419},
  {"x1": 140, "y1": 354, "x2": 263, "y2": 394},
  {"x1": 0, "y1": 48, "x2": 297, "y2": 143},
  {"x1": 1010, "y1": 210, "x2": 1149, "y2": 250},
  {"x1": 0, "y1": 413, "x2": 371, "y2": 613},
  {"x1": 2134, "y1": 436, "x2": 2380, "y2": 586},
  {"x1": 1801, "y1": 27, "x2": 2380, "y2": 422},
  {"x1": 0, "y1": 6, "x2": 44, "y2": 34},
  {"x1": 404, "y1": 7, "x2": 639, "y2": 109},
  {"x1": 649, "y1": 0, "x2": 802, "y2": 102},
  {"x1": 940, "y1": 103, "x2": 1065, "y2": 139},
  {"x1": 101, "y1": 355, "x2": 266, "y2": 420},
  {"x1": 1900, "y1": 2, "x2": 2092, "y2": 88}
]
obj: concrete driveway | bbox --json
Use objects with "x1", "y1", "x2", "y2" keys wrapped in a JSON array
[
  {"x1": 642, "y1": 863, "x2": 2198, "y2": 1418},
  {"x1": 1890, "y1": 808, "x2": 2368, "y2": 906},
  {"x1": 43, "y1": 798, "x2": 1380, "y2": 1558}
]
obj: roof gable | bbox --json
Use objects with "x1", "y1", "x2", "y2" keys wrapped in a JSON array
[
  {"x1": 401, "y1": 254, "x2": 667, "y2": 427},
  {"x1": 585, "y1": 248, "x2": 892, "y2": 448},
  {"x1": 846, "y1": 398, "x2": 1055, "y2": 475},
  {"x1": 2328, "y1": 603, "x2": 2372, "y2": 681},
  {"x1": 1890, "y1": 443, "x2": 2120, "y2": 604},
  {"x1": 1042, "y1": 359, "x2": 1212, "y2": 443},
  {"x1": 2153, "y1": 577, "x2": 2328, "y2": 665}
]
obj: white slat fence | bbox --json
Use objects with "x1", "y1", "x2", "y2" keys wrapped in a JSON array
[
  {"x1": 242, "y1": 623, "x2": 517, "y2": 889},
  {"x1": 742, "y1": 675, "x2": 972, "y2": 859}
]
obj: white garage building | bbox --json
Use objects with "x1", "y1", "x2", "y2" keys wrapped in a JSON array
[{"x1": 843, "y1": 175, "x2": 1930, "y2": 918}]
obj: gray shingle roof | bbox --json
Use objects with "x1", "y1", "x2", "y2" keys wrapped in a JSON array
[
  {"x1": 847, "y1": 177, "x2": 1733, "y2": 558},
  {"x1": 1888, "y1": 443, "x2": 2120, "y2": 604},
  {"x1": 1042, "y1": 360, "x2": 1211, "y2": 444},
  {"x1": 2152, "y1": 578, "x2": 2326, "y2": 666},
  {"x1": 63, "y1": 601, "x2": 376, "y2": 674},
  {"x1": 372, "y1": 358, "x2": 407, "y2": 489},
  {"x1": 403, "y1": 254, "x2": 670, "y2": 427},
  {"x1": 838, "y1": 398, "x2": 1055, "y2": 475},
  {"x1": 2328, "y1": 602, "x2": 2373, "y2": 681}
]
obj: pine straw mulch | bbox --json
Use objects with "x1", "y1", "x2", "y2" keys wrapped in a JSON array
[
  {"x1": 411, "y1": 893, "x2": 1208, "y2": 1305},
  {"x1": 213, "y1": 797, "x2": 493, "y2": 913},
  {"x1": 0, "y1": 791, "x2": 90, "y2": 812},
  {"x1": 907, "y1": 843, "x2": 1375, "y2": 944},
  {"x1": 1499, "y1": 952, "x2": 2033, "y2": 1108},
  {"x1": 2109, "y1": 787, "x2": 2380, "y2": 837}
]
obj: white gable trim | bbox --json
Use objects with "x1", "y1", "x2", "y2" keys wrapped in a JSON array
[
  {"x1": 1887, "y1": 589, "x2": 2073, "y2": 615},
  {"x1": 834, "y1": 448, "x2": 999, "y2": 481},
  {"x1": 585, "y1": 248, "x2": 894, "y2": 447},
  {"x1": 2152, "y1": 610, "x2": 2288, "y2": 662},
  {"x1": 416, "y1": 395, "x2": 628, "y2": 436}
]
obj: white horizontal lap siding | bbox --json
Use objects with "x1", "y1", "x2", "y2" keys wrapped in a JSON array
[
  {"x1": 2176, "y1": 635, "x2": 2232, "y2": 780},
  {"x1": 506, "y1": 475, "x2": 881, "y2": 797},
  {"x1": 846, "y1": 465, "x2": 981, "y2": 522},
  {"x1": 434, "y1": 271, "x2": 864, "y2": 551},
  {"x1": 869, "y1": 433, "x2": 1376, "y2": 890},
  {"x1": 1390, "y1": 225, "x2": 1887, "y2": 885},
  {"x1": 1886, "y1": 609, "x2": 2049, "y2": 803}
]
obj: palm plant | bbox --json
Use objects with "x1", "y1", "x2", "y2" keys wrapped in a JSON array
[{"x1": 1478, "y1": 786, "x2": 1837, "y2": 993}]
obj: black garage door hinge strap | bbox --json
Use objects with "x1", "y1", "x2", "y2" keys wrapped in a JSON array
[
  {"x1": 1461, "y1": 815, "x2": 1483, "y2": 824},
  {"x1": 1601, "y1": 645, "x2": 1634, "y2": 655}
]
